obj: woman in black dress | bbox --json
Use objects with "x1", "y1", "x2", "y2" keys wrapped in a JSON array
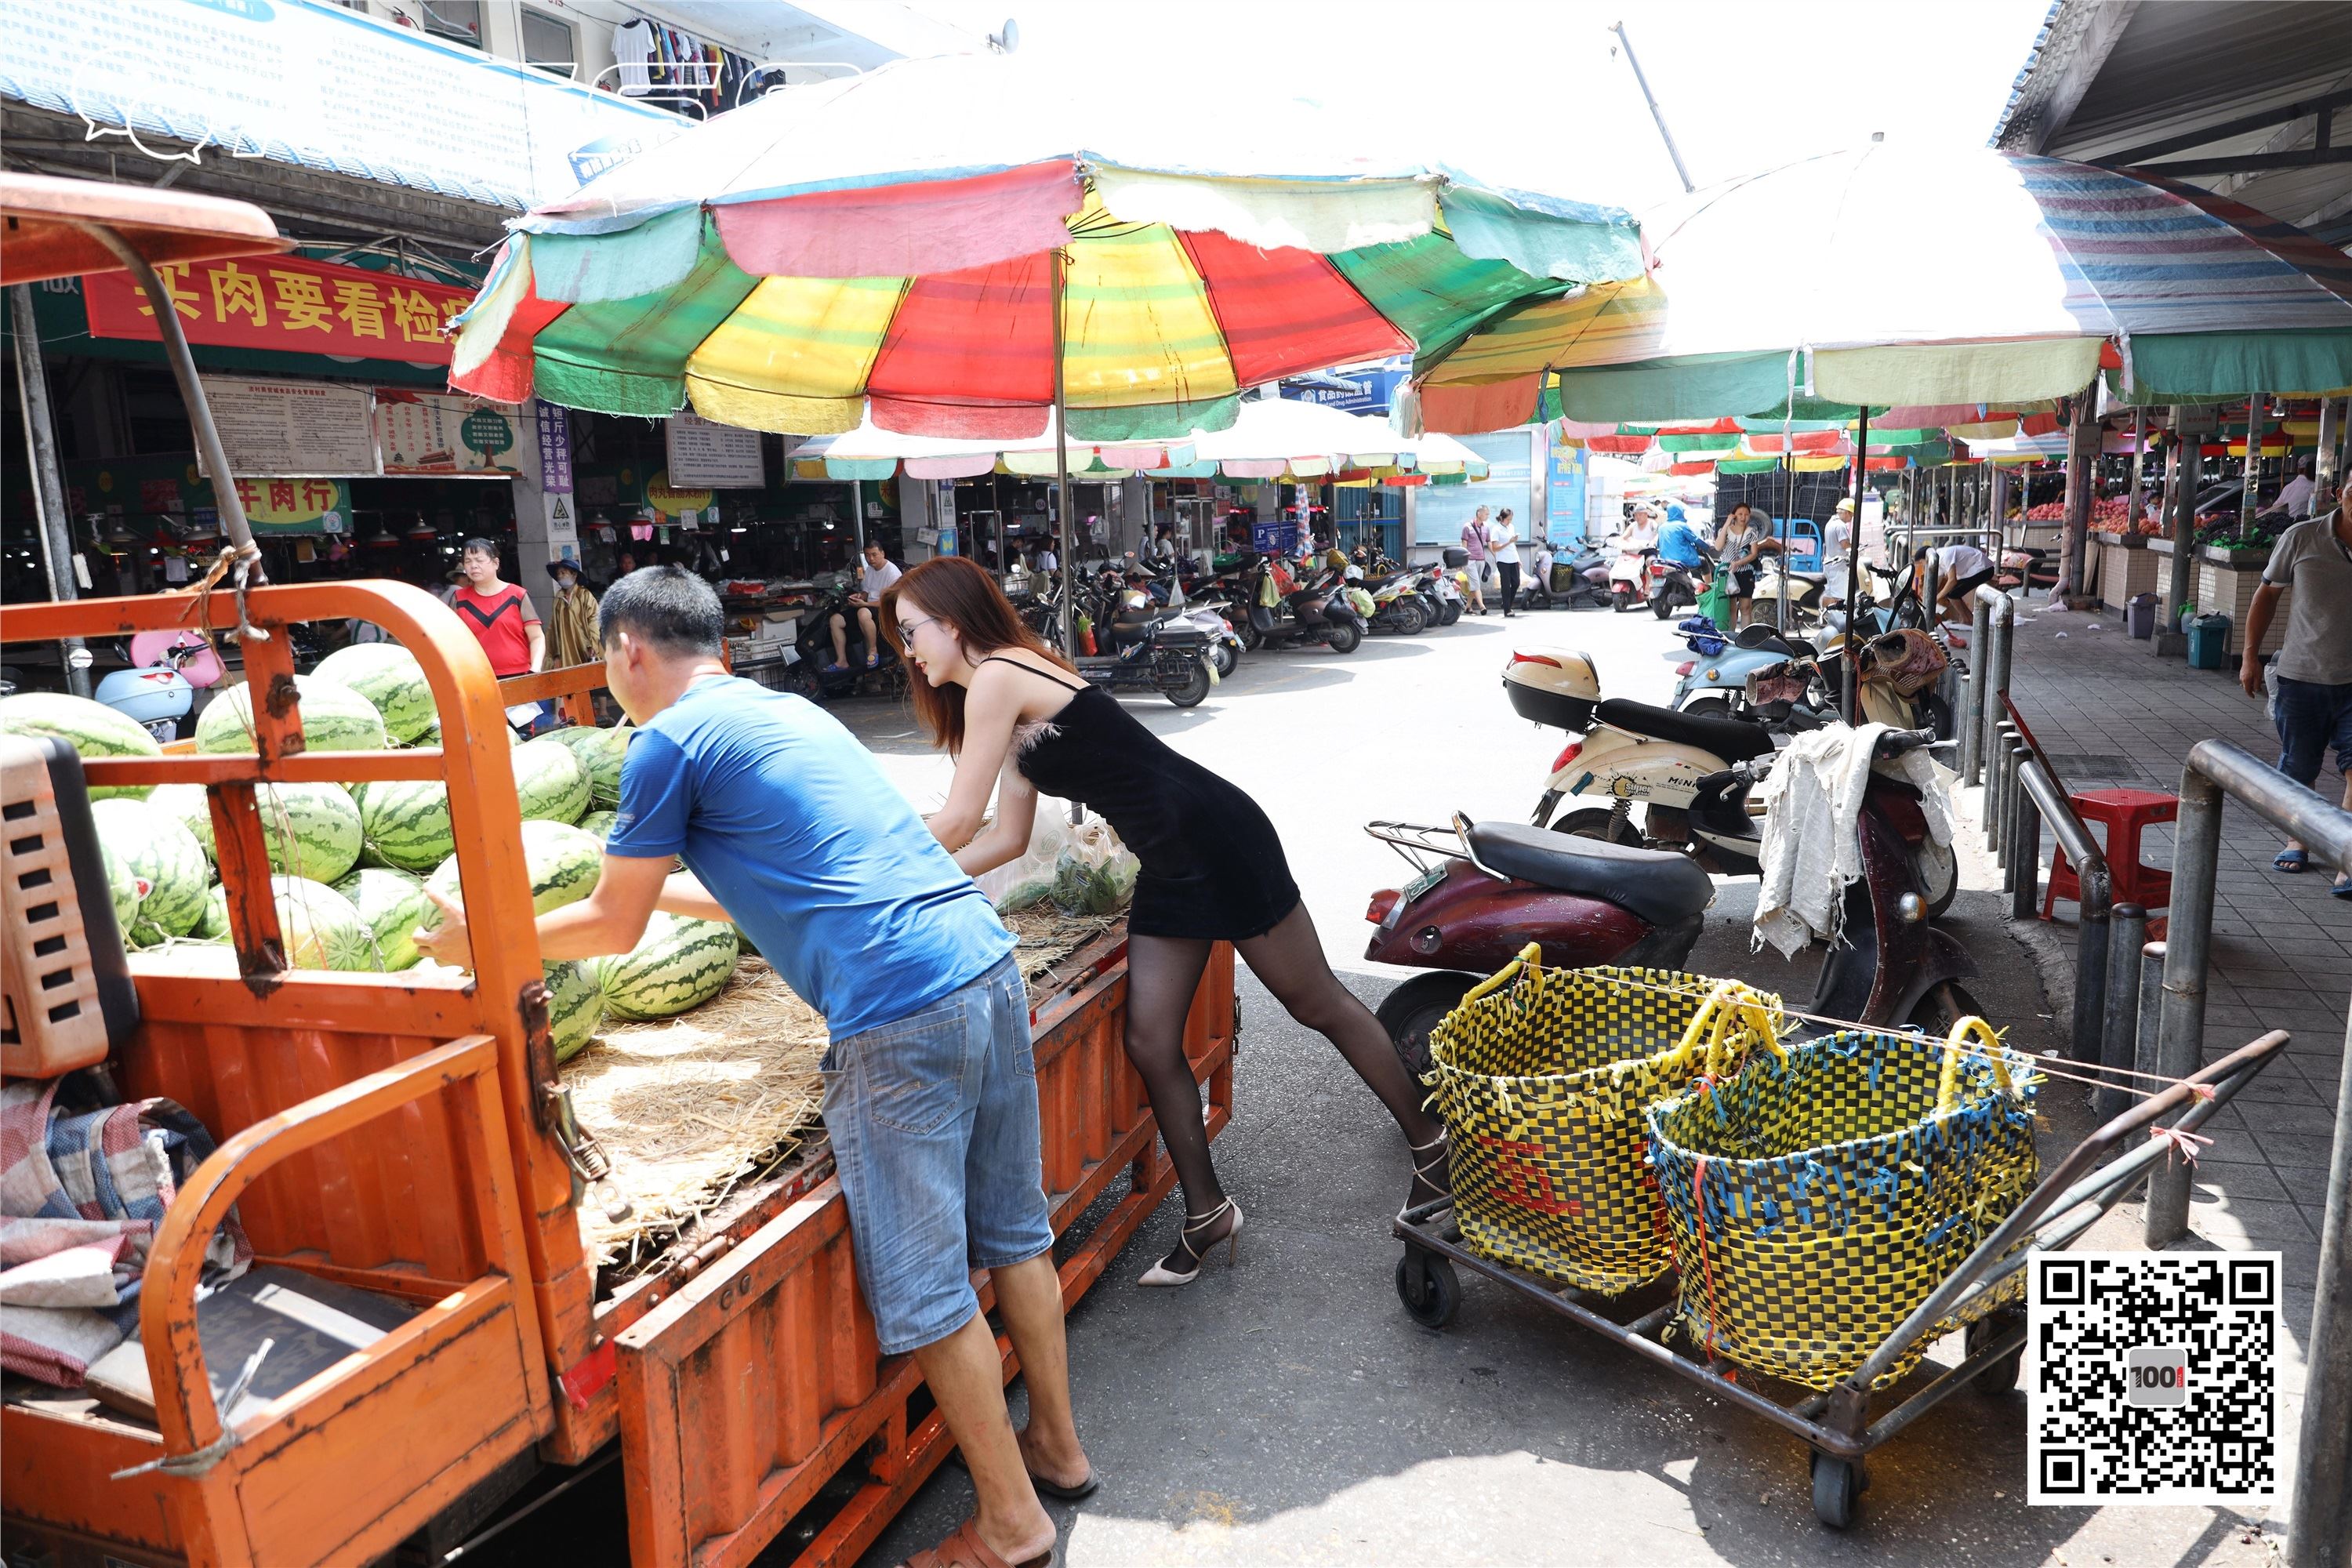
[{"x1": 884, "y1": 557, "x2": 1446, "y2": 1285}]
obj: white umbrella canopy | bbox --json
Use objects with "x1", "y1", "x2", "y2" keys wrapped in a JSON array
[{"x1": 1415, "y1": 142, "x2": 2352, "y2": 431}]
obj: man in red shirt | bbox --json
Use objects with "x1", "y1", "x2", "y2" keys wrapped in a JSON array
[{"x1": 452, "y1": 539, "x2": 546, "y2": 726}]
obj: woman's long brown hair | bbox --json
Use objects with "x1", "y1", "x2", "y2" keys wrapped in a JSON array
[{"x1": 880, "y1": 556, "x2": 1076, "y2": 753}]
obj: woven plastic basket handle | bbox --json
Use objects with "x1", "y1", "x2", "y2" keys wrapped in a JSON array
[
  {"x1": 1461, "y1": 942, "x2": 1546, "y2": 1007},
  {"x1": 1935, "y1": 1015, "x2": 2016, "y2": 1112},
  {"x1": 1667, "y1": 979, "x2": 1788, "y2": 1079}
]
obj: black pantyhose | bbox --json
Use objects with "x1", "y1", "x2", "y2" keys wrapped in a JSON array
[{"x1": 1124, "y1": 904, "x2": 1447, "y2": 1275}]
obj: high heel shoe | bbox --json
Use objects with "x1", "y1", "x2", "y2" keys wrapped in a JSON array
[
  {"x1": 1137, "y1": 1198, "x2": 1243, "y2": 1287},
  {"x1": 1400, "y1": 1130, "x2": 1451, "y2": 1220}
]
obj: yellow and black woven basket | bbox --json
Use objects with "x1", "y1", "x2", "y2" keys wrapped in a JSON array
[
  {"x1": 1646, "y1": 1018, "x2": 2040, "y2": 1391},
  {"x1": 1427, "y1": 946, "x2": 1787, "y2": 1294}
]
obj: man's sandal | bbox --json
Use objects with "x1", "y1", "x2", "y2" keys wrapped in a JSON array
[
  {"x1": 902, "y1": 1518, "x2": 1053, "y2": 1568},
  {"x1": 946, "y1": 1448, "x2": 1102, "y2": 1501},
  {"x1": 2275, "y1": 848, "x2": 2308, "y2": 873}
]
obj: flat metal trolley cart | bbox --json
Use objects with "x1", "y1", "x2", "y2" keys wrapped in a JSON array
[{"x1": 1392, "y1": 1029, "x2": 2288, "y2": 1528}]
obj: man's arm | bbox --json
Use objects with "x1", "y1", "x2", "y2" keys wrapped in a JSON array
[
  {"x1": 415, "y1": 851, "x2": 672, "y2": 970},
  {"x1": 2240, "y1": 581, "x2": 2285, "y2": 698}
]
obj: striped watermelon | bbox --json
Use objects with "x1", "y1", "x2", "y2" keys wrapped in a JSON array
[
  {"x1": 411, "y1": 715, "x2": 521, "y2": 750},
  {"x1": 593, "y1": 913, "x2": 739, "y2": 1022},
  {"x1": 195, "y1": 675, "x2": 387, "y2": 755},
  {"x1": 252, "y1": 782, "x2": 364, "y2": 885},
  {"x1": 333, "y1": 866, "x2": 432, "y2": 971},
  {"x1": 95, "y1": 836, "x2": 140, "y2": 936},
  {"x1": 511, "y1": 738, "x2": 590, "y2": 825},
  {"x1": 423, "y1": 818, "x2": 602, "y2": 924},
  {"x1": 312, "y1": 644, "x2": 435, "y2": 744},
  {"x1": 577, "y1": 809, "x2": 616, "y2": 841},
  {"x1": 196, "y1": 884, "x2": 230, "y2": 941},
  {"x1": 352, "y1": 778, "x2": 455, "y2": 874},
  {"x1": 89, "y1": 797, "x2": 209, "y2": 946},
  {"x1": 146, "y1": 782, "x2": 217, "y2": 865},
  {"x1": 561, "y1": 725, "x2": 632, "y2": 808},
  {"x1": 0, "y1": 691, "x2": 162, "y2": 798},
  {"x1": 269, "y1": 876, "x2": 382, "y2": 971},
  {"x1": 543, "y1": 960, "x2": 605, "y2": 1063}
]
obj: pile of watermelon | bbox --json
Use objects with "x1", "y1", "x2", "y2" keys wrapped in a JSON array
[{"x1": 0, "y1": 661, "x2": 739, "y2": 1062}]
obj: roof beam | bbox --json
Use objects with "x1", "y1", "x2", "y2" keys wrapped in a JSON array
[
  {"x1": 2134, "y1": 145, "x2": 2352, "y2": 178},
  {"x1": 2096, "y1": 86, "x2": 2352, "y2": 166},
  {"x1": 2020, "y1": 0, "x2": 2143, "y2": 154}
]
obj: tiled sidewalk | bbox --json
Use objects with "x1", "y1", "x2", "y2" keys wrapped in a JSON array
[{"x1": 1987, "y1": 597, "x2": 2349, "y2": 1484}]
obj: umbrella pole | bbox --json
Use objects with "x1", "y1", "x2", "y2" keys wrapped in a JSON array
[
  {"x1": 1051, "y1": 245, "x2": 1077, "y2": 660},
  {"x1": 1843, "y1": 405, "x2": 1868, "y2": 723}
]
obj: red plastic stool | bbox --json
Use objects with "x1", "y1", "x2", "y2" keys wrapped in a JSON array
[{"x1": 2043, "y1": 787, "x2": 2178, "y2": 919}]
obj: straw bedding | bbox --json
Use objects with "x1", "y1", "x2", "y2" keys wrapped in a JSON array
[{"x1": 565, "y1": 906, "x2": 1123, "y2": 1274}]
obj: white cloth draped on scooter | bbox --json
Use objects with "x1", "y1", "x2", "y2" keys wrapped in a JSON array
[{"x1": 1752, "y1": 724, "x2": 1955, "y2": 958}]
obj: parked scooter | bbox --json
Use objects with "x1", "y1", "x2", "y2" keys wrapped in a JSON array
[
  {"x1": 1708, "y1": 727, "x2": 1979, "y2": 1031},
  {"x1": 1668, "y1": 618, "x2": 1824, "y2": 718},
  {"x1": 1240, "y1": 557, "x2": 1364, "y2": 653},
  {"x1": 1518, "y1": 539, "x2": 1614, "y2": 612},
  {"x1": 1420, "y1": 564, "x2": 1467, "y2": 626},
  {"x1": 1363, "y1": 813, "x2": 1717, "y2": 1075},
  {"x1": 95, "y1": 630, "x2": 223, "y2": 742},
  {"x1": 1362, "y1": 572, "x2": 1432, "y2": 636}
]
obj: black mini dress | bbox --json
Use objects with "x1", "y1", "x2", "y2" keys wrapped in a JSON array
[{"x1": 985, "y1": 657, "x2": 1300, "y2": 942}]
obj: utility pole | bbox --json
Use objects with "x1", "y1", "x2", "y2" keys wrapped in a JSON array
[{"x1": 1610, "y1": 21, "x2": 1694, "y2": 194}]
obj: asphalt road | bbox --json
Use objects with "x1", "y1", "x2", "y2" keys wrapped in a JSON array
[{"x1": 833, "y1": 608, "x2": 2267, "y2": 1567}]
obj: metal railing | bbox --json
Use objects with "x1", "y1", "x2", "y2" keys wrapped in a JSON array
[
  {"x1": 2005, "y1": 755, "x2": 2112, "y2": 1066},
  {"x1": 2150, "y1": 739, "x2": 2352, "y2": 1568},
  {"x1": 1960, "y1": 583, "x2": 2015, "y2": 786}
]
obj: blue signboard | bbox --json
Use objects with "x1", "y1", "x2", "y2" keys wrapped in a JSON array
[
  {"x1": 1250, "y1": 519, "x2": 1298, "y2": 554},
  {"x1": 1283, "y1": 355, "x2": 1411, "y2": 416},
  {"x1": 1545, "y1": 438, "x2": 1588, "y2": 547}
]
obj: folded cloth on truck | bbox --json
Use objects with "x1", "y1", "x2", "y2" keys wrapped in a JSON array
[
  {"x1": 0, "y1": 1080, "x2": 249, "y2": 1386},
  {"x1": 1753, "y1": 724, "x2": 1954, "y2": 958}
]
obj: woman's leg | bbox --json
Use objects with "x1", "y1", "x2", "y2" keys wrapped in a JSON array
[
  {"x1": 1499, "y1": 561, "x2": 1520, "y2": 615},
  {"x1": 1235, "y1": 904, "x2": 1448, "y2": 1204},
  {"x1": 1123, "y1": 934, "x2": 1231, "y2": 1269}
]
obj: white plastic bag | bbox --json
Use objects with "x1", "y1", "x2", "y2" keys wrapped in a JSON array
[{"x1": 974, "y1": 798, "x2": 1076, "y2": 913}]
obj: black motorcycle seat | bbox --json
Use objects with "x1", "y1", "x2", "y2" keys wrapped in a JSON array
[
  {"x1": 1733, "y1": 625, "x2": 1816, "y2": 657},
  {"x1": 1465, "y1": 822, "x2": 1714, "y2": 927},
  {"x1": 1594, "y1": 698, "x2": 1775, "y2": 760}
]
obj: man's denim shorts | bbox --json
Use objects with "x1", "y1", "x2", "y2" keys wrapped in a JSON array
[
  {"x1": 820, "y1": 954, "x2": 1054, "y2": 1356},
  {"x1": 2274, "y1": 676, "x2": 2352, "y2": 786}
]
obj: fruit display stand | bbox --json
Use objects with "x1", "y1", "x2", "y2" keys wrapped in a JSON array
[
  {"x1": 0, "y1": 584, "x2": 1234, "y2": 1568},
  {"x1": 2092, "y1": 532, "x2": 2158, "y2": 612},
  {"x1": 2192, "y1": 546, "x2": 2289, "y2": 657}
]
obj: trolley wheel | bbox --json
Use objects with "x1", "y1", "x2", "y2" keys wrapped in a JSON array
[
  {"x1": 1395, "y1": 1249, "x2": 1460, "y2": 1329},
  {"x1": 1809, "y1": 1451, "x2": 1862, "y2": 1530},
  {"x1": 1967, "y1": 1308, "x2": 2027, "y2": 1395}
]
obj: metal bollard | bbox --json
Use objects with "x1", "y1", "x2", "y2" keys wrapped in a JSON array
[
  {"x1": 2098, "y1": 904, "x2": 2147, "y2": 1120},
  {"x1": 2132, "y1": 938, "x2": 2165, "y2": 1093},
  {"x1": 1963, "y1": 595, "x2": 1991, "y2": 784},
  {"x1": 1994, "y1": 722, "x2": 2022, "y2": 857},
  {"x1": 2147, "y1": 771, "x2": 2224, "y2": 1247},
  {"x1": 2009, "y1": 753, "x2": 2040, "y2": 923}
]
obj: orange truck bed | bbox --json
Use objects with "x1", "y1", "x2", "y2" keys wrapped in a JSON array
[{"x1": 0, "y1": 584, "x2": 1232, "y2": 1567}]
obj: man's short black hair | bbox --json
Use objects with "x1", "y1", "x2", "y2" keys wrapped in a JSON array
[
  {"x1": 598, "y1": 564, "x2": 723, "y2": 656},
  {"x1": 461, "y1": 536, "x2": 499, "y2": 557}
]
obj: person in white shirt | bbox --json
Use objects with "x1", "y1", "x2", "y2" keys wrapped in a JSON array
[
  {"x1": 1823, "y1": 498, "x2": 1856, "y2": 607},
  {"x1": 1915, "y1": 541, "x2": 1994, "y2": 624},
  {"x1": 2259, "y1": 457, "x2": 2317, "y2": 522},
  {"x1": 831, "y1": 541, "x2": 903, "y2": 671},
  {"x1": 1487, "y1": 507, "x2": 1523, "y2": 616}
]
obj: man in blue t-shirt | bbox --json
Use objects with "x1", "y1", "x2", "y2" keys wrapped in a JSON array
[{"x1": 419, "y1": 567, "x2": 1088, "y2": 1568}]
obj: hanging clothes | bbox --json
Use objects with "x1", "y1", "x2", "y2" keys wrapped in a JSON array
[{"x1": 612, "y1": 16, "x2": 655, "y2": 95}]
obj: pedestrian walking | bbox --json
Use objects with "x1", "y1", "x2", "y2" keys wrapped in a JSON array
[
  {"x1": 1459, "y1": 505, "x2": 1491, "y2": 615},
  {"x1": 417, "y1": 567, "x2": 1092, "y2": 1568},
  {"x1": 884, "y1": 557, "x2": 1450, "y2": 1283},
  {"x1": 1715, "y1": 503, "x2": 1769, "y2": 630},
  {"x1": 1488, "y1": 507, "x2": 1523, "y2": 617},
  {"x1": 2241, "y1": 489, "x2": 2352, "y2": 896},
  {"x1": 546, "y1": 558, "x2": 601, "y2": 670}
]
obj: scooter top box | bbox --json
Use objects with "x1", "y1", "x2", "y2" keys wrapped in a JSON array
[{"x1": 1503, "y1": 649, "x2": 1600, "y2": 734}]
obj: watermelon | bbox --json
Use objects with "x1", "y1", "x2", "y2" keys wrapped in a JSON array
[
  {"x1": 196, "y1": 885, "x2": 230, "y2": 941},
  {"x1": 352, "y1": 778, "x2": 456, "y2": 874},
  {"x1": 252, "y1": 782, "x2": 364, "y2": 885},
  {"x1": 194, "y1": 675, "x2": 387, "y2": 755},
  {"x1": 333, "y1": 866, "x2": 432, "y2": 971},
  {"x1": 561, "y1": 725, "x2": 632, "y2": 808},
  {"x1": 89, "y1": 797, "x2": 209, "y2": 945},
  {"x1": 593, "y1": 913, "x2": 739, "y2": 1022},
  {"x1": 146, "y1": 782, "x2": 217, "y2": 864},
  {"x1": 543, "y1": 960, "x2": 605, "y2": 1063},
  {"x1": 312, "y1": 644, "x2": 434, "y2": 744},
  {"x1": 0, "y1": 691, "x2": 162, "y2": 798},
  {"x1": 578, "y1": 810, "x2": 616, "y2": 841},
  {"x1": 511, "y1": 738, "x2": 590, "y2": 825},
  {"x1": 423, "y1": 818, "x2": 603, "y2": 924},
  {"x1": 411, "y1": 715, "x2": 521, "y2": 750},
  {"x1": 95, "y1": 836, "x2": 140, "y2": 935},
  {"x1": 269, "y1": 876, "x2": 382, "y2": 971}
]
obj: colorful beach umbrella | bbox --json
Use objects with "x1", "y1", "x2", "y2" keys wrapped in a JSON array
[
  {"x1": 450, "y1": 52, "x2": 1642, "y2": 444},
  {"x1": 1413, "y1": 143, "x2": 2352, "y2": 432}
]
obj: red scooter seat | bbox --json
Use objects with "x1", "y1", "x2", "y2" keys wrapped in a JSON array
[{"x1": 1465, "y1": 822, "x2": 1715, "y2": 927}]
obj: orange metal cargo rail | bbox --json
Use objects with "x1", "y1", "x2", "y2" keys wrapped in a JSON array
[{"x1": 0, "y1": 584, "x2": 1233, "y2": 1568}]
